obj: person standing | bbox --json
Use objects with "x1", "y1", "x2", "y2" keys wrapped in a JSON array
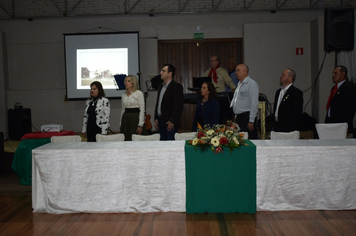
[
  {"x1": 230, "y1": 64, "x2": 259, "y2": 139},
  {"x1": 192, "y1": 82, "x2": 220, "y2": 131},
  {"x1": 325, "y1": 65, "x2": 356, "y2": 135},
  {"x1": 225, "y1": 58, "x2": 239, "y2": 92},
  {"x1": 273, "y1": 68, "x2": 303, "y2": 132},
  {"x1": 154, "y1": 64, "x2": 184, "y2": 140},
  {"x1": 120, "y1": 75, "x2": 146, "y2": 141},
  {"x1": 204, "y1": 56, "x2": 236, "y2": 92},
  {"x1": 82, "y1": 81, "x2": 110, "y2": 142}
]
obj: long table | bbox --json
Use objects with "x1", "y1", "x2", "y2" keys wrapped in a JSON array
[
  {"x1": 254, "y1": 139, "x2": 356, "y2": 211},
  {"x1": 32, "y1": 139, "x2": 356, "y2": 213},
  {"x1": 32, "y1": 141, "x2": 186, "y2": 214}
]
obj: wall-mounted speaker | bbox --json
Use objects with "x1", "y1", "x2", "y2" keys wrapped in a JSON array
[
  {"x1": 0, "y1": 132, "x2": 4, "y2": 175},
  {"x1": 8, "y1": 108, "x2": 32, "y2": 140},
  {"x1": 324, "y1": 8, "x2": 354, "y2": 51}
]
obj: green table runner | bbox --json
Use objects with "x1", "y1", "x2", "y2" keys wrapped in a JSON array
[{"x1": 185, "y1": 140, "x2": 256, "y2": 213}]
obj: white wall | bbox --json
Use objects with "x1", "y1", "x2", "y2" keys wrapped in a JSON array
[
  {"x1": 0, "y1": 11, "x2": 334, "y2": 135},
  {"x1": 244, "y1": 22, "x2": 312, "y2": 115}
]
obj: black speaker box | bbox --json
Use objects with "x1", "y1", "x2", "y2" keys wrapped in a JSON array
[
  {"x1": 8, "y1": 108, "x2": 32, "y2": 140},
  {"x1": 324, "y1": 8, "x2": 354, "y2": 51},
  {"x1": 0, "y1": 132, "x2": 4, "y2": 175}
]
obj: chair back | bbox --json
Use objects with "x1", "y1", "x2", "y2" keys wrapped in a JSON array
[
  {"x1": 50, "y1": 135, "x2": 82, "y2": 143},
  {"x1": 315, "y1": 123, "x2": 348, "y2": 140},
  {"x1": 174, "y1": 132, "x2": 196, "y2": 140},
  {"x1": 270, "y1": 131, "x2": 300, "y2": 140},
  {"x1": 132, "y1": 134, "x2": 160, "y2": 141},
  {"x1": 96, "y1": 133, "x2": 125, "y2": 142}
]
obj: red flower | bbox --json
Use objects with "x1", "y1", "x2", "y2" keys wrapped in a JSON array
[
  {"x1": 215, "y1": 146, "x2": 223, "y2": 154},
  {"x1": 220, "y1": 137, "x2": 228, "y2": 145},
  {"x1": 198, "y1": 131, "x2": 205, "y2": 138}
]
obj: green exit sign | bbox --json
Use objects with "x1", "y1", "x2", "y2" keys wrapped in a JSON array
[{"x1": 194, "y1": 32, "x2": 204, "y2": 40}]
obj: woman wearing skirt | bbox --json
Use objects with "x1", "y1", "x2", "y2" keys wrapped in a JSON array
[{"x1": 120, "y1": 75, "x2": 146, "y2": 141}]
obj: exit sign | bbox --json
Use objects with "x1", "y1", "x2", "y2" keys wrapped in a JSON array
[
  {"x1": 194, "y1": 32, "x2": 204, "y2": 40},
  {"x1": 296, "y1": 48, "x2": 303, "y2": 55}
]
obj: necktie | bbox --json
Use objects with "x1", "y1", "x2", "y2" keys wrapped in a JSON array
[
  {"x1": 208, "y1": 66, "x2": 219, "y2": 83},
  {"x1": 326, "y1": 85, "x2": 338, "y2": 110},
  {"x1": 230, "y1": 82, "x2": 242, "y2": 108},
  {"x1": 275, "y1": 88, "x2": 286, "y2": 121}
]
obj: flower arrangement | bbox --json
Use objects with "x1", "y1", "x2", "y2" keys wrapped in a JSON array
[{"x1": 189, "y1": 121, "x2": 246, "y2": 154}]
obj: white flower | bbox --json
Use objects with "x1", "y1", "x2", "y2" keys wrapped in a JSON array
[
  {"x1": 211, "y1": 137, "x2": 220, "y2": 147},
  {"x1": 206, "y1": 129, "x2": 215, "y2": 136},
  {"x1": 233, "y1": 137, "x2": 239, "y2": 145},
  {"x1": 225, "y1": 130, "x2": 233, "y2": 136},
  {"x1": 219, "y1": 134, "x2": 226, "y2": 138},
  {"x1": 192, "y1": 138, "x2": 198, "y2": 145}
]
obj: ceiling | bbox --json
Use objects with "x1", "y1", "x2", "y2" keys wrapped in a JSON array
[{"x1": 0, "y1": 0, "x2": 355, "y2": 20}]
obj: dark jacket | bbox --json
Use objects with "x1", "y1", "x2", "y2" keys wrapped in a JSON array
[
  {"x1": 154, "y1": 80, "x2": 184, "y2": 128},
  {"x1": 273, "y1": 85, "x2": 303, "y2": 132},
  {"x1": 325, "y1": 80, "x2": 356, "y2": 132},
  {"x1": 192, "y1": 97, "x2": 220, "y2": 131}
]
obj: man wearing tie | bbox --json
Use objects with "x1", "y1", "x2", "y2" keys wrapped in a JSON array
[
  {"x1": 230, "y1": 64, "x2": 259, "y2": 139},
  {"x1": 273, "y1": 68, "x2": 303, "y2": 132},
  {"x1": 154, "y1": 64, "x2": 184, "y2": 140},
  {"x1": 325, "y1": 65, "x2": 356, "y2": 135}
]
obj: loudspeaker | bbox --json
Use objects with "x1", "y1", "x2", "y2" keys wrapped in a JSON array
[
  {"x1": 324, "y1": 8, "x2": 354, "y2": 51},
  {"x1": 8, "y1": 108, "x2": 32, "y2": 140},
  {"x1": 0, "y1": 132, "x2": 4, "y2": 175}
]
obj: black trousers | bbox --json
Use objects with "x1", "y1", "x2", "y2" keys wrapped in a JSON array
[{"x1": 234, "y1": 112, "x2": 258, "y2": 139}]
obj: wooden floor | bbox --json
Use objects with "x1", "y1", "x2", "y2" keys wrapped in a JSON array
[{"x1": 1, "y1": 173, "x2": 356, "y2": 236}]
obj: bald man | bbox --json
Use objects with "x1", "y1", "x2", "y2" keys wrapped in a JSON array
[
  {"x1": 230, "y1": 64, "x2": 259, "y2": 139},
  {"x1": 273, "y1": 68, "x2": 303, "y2": 132}
]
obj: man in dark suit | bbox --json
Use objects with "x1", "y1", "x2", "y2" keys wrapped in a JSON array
[
  {"x1": 325, "y1": 65, "x2": 356, "y2": 135},
  {"x1": 154, "y1": 64, "x2": 184, "y2": 140},
  {"x1": 273, "y1": 68, "x2": 303, "y2": 132}
]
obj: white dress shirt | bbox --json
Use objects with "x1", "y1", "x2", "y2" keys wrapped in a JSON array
[
  {"x1": 275, "y1": 83, "x2": 292, "y2": 122},
  {"x1": 120, "y1": 90, "x2": 145, "y2": 127},
  {"x1": 230, "y1": 76, "x2": 259, "y2": 123}
]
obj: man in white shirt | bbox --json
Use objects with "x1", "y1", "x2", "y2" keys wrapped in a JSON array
[
  {"x1": 273, "y1": 68, "x2": 303, "y2": 132},
  {"x1": 230, "y1": 64, "x2": 259, "y2": 139},
  {"x1": 325, "y1": 65, "x2": 356, "y2": 136}
]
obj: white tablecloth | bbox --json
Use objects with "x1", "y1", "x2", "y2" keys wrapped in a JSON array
[
  {"x1": 32, "y1": 139, "x2": 356, "y2": 213},
  {"x1": 32, "y1": 141, "x2": 186, "y2": 214},
  {"x1": 254, "y1": 139, "x2": 356, "y2": 211}
]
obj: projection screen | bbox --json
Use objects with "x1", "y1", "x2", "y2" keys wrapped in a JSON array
[{"x1": 64, "y1": 32, "x2": 140, "y2": 100}]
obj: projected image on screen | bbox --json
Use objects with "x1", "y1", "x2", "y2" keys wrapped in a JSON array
[{"x1": 77, "y1": 48, "x2": 128, "y2": 89}]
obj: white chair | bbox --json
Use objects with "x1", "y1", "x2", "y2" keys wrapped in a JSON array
[
  {"x1": 174, "y1": 132, "x2": 197, "y2": 140},
  {"x1": 270, "y1": 131, "x2": 300, "y2": 140},
  {"x1": 239, "y1": 132, "x2": 249, "y2": 140},
  {"x1": 315, "y1": 123, "x2": 348, "y2": 140},
  {"x1": 50, "y1": 135, "x2": 82, "y2": 143},
  {"x1": 96, "y1": 133, "x2": 125, "y2": 142},
  {"x1": 131, "y1": 134, "x2": 160, "y2": 141}
]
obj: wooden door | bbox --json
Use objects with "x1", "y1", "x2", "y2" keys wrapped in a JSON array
[{"x1": 158, "y1": 38, "x2": 243, "y2": 131}]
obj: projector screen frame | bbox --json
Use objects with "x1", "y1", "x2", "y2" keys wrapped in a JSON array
[{"x1": 64, "y1": 31, "x2": 140, "y2": 101}]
